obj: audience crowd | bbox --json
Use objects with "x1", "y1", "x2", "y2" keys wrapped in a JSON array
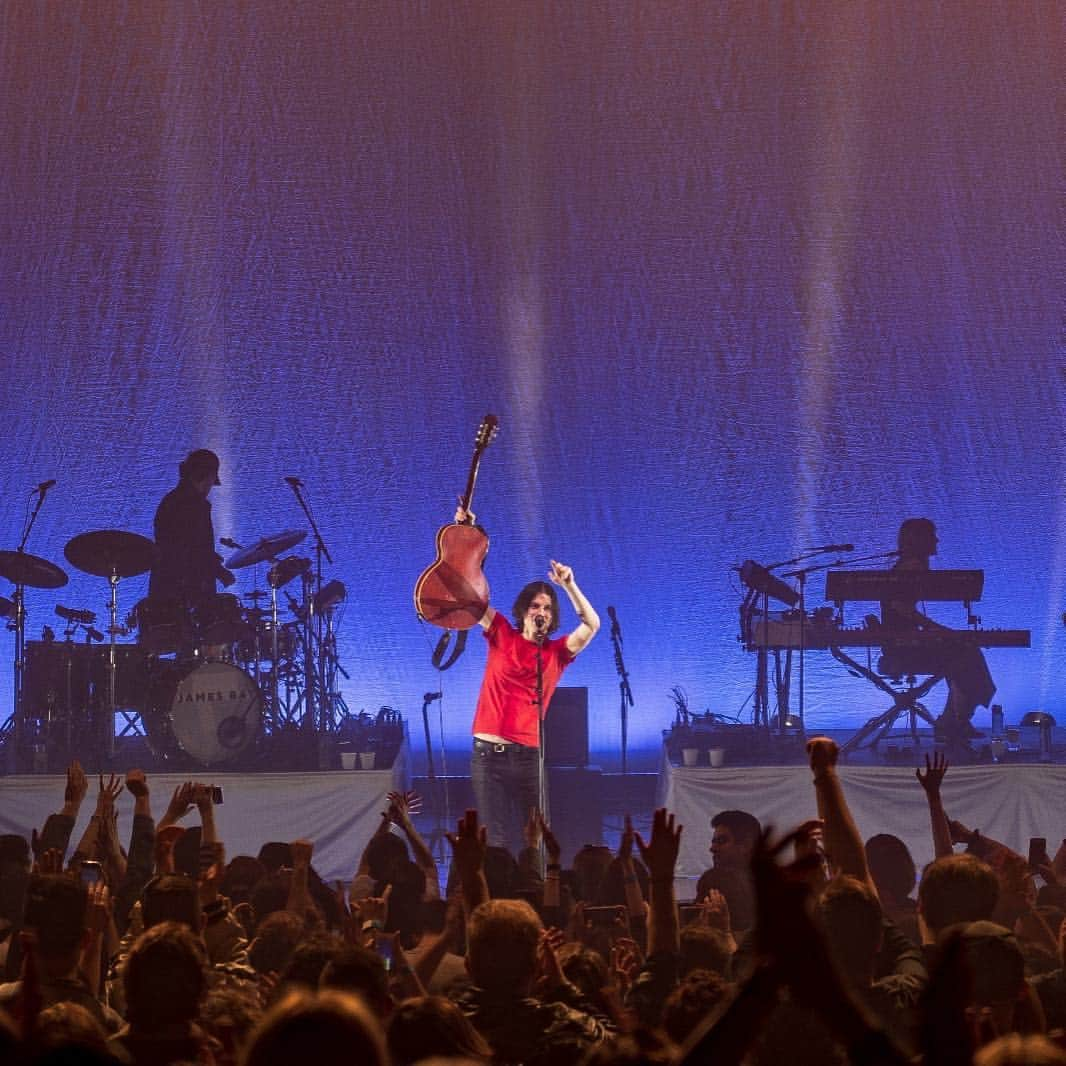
[{"x1": 2, "y1": 740, "x2": 1066, "y2": 1064}]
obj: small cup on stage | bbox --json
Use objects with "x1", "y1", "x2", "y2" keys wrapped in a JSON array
[
  {"x1": 681, "y1": 747, "x2": 700, "y2": 767},
  {"x1": 358, "y1": 751, "x2": 376, "y2": 770},
  {"x1": 708, "y1": 747, "x2": 726, "y2": 768},
  {"x1": 341, "y1": 752, "x2": 358, "y2": 770}
]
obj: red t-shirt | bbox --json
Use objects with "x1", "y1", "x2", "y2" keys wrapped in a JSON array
[{"x1": 471, "y1": 612, "x2": 576, "y2": 747}]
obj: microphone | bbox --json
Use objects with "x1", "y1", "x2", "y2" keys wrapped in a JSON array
[
  {"x1": 35, "y1": 479, "x2": 56, "y2": 495},
  {"x1": 86, "y1": 627, "x2": 104, "y2": 642},
  {"x1": 284, "y1": 476, "x2": 304, "y2": 488},
  {"x1": 219, "y1": 537, "x2": 240, "y2": 550},
  {"x1": 818, "y1": 543, "x2": 854, "y2": 553},
  {"x1": 423, "y1": 691, "x2": 443, "y2": 703},
  {"x1": 55, "y1": 605, "x2": 96, "y2": 625},
  {"x1": 607, "y1": 605, "x2": 621, "y2": 638}
]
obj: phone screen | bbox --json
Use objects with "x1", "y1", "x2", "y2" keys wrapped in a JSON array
[
  {"x1": 374, "y1": 933, "x2": 394, "y2": 972},
  {"x1": 80, "y1": 861, "x2": 103, "y2": 885},
  {"x1": 1028, "y1": 837, "x2": 1048, "y2": 870}
]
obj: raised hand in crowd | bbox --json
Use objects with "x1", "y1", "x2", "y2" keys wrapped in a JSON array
[
  {"x1": 34, "y1": 759, "x2": 88, "y2": 861},
  {"x1": 386, "y1": 790, "x2": 439, "y2": 899},
  {"x1": 61, "y1": 759, "x2": 88, "y2": 818},
  {"x1": 635, "y1": 807, "x2": 682, "y2": 956},
  {"x1": 154, "y1": 823, "x2": 185, "y2": 876},
  {"x1": 158, "y1": 781, "x2": 196, "y2": 831},
  {"x1": 807, "y1": 735, "x2": 874, "y2": 893},
  {"x1": 446, "y1": 809, "x2": 489, "y2": 914},
  {"x1": 350, "y1": 883, "x2": 392, "y2": 941},
  {"x1": 916, "y1": 751, "x2": 953, "y2": 858},
  {"x1": 78, "y1": 880, "x2": 111, "y2": 997}
]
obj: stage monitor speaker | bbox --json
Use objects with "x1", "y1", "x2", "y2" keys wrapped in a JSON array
[{"x1": 545, "y1": 686, "x2": 588, "y2": 767}]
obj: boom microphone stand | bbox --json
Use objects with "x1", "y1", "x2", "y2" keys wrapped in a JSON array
[
  {"x1": 534, "y1": 622, "x2": 549, "y2": 841},
  {"x1": 285, "y1": 477, "x2": 333, "y2": 733},
  {"x1": 607, "y1": 606, "x2": 633, "y2": 774}
]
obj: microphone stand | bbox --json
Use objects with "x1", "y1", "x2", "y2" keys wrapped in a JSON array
[
  {"x1": 608, "y1": 619, "x2": 633, "y2": 774},
  {"x1": 420, "y1": 692, "x2": 448, "y2": 863},
  {"x1": 779, "y1": 553, "x2": 854, "y2": 733},
  {"x1": 286, "y1": 480, "x2": 333, "y2": 735},
  {"x1": 534, "y1": 629, "x2": 549, "y2": 844},
  {"x1": 8, "y1": 487, "x2": 52, "y2": 770}
]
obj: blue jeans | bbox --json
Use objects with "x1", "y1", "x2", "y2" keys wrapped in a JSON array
[{"x1": 470, "y1": 739, "x2": 542, "y2": 855}]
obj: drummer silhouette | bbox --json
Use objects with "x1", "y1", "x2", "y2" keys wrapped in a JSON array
[{"x1": 148, "y1": 449, "x2": 235, "y2": 618}]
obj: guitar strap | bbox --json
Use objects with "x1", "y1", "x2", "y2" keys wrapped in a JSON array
[{"x1": 431, "y1": 628, "x2": 469, "y2": 672}]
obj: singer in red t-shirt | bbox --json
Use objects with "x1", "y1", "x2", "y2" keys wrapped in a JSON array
[{"x1": 462, "y1": 538, "x2": 600, "y2": 852}]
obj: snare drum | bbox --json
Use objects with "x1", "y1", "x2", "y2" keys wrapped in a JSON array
[
  {"x1": 193, "y1": 594, "x2": 249, "y2": 645},
  {"x1": 146, "y1": 659, "x2": 261, "y2": 765}
]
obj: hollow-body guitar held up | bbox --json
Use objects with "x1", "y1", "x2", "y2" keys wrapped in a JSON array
[{"x1": 414, "y1": 414, "x2": 499, "y2": 630}]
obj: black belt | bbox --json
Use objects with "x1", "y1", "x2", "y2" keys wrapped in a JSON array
[{"x1": 473, "y1": 738, "x2": 529, "y2": 753}]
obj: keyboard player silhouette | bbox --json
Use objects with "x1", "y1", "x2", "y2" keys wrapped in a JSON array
[{"x1": 878, "y1": 518, "x2": 995, "y2": 750}]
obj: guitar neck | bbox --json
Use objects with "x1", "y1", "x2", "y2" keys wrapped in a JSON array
[{"x1": 459, "y1": 415, "x2": 497, "y2": 520}]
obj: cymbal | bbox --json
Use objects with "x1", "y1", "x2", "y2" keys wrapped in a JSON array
[
  {"x1": 226, "y1": 530, "x2": 307, "y2": 569},
  {"x1": 0, "y1": 550, "x2": 68, "y2": 589},
  {"x1": 64, "y1": 530, "x2": 157, "y2": 578}
]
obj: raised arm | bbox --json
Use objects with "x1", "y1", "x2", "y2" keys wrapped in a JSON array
[
  {"x1": 807, "y1": 737, "x2": 876, "y2": 895},
  {"x1": 915, "y1": 753, "x2": 953, "y2": 860},
  {"x1": 35, "y1": 759, "x2": 88, "y2": 860},
  {"x1": 636, "y1": 807, "x2": 682, "y2": 958},
  {"x1": 548, "y1": 561, "x2": 600, "y2": 654},
  {"x1": 388, "y1": 791, "x2": 440, "y2": 900},
  {"x1": 445, "y1": 808, "x2": 490, "y2": 916}
]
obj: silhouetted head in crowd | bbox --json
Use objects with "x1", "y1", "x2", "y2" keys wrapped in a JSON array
[
  {"x1": 817, "y1": 876, "x2": 883, "y2": 986},
  {"x1": 466, "y1": 898, "x2": 542, "y2": 996},
  {"x1": 679, "y1": 924, "x2": 733, "y2": 978},
  {"x1": 319, "y1": 943, "x2": 392, "y2": 1018},
  {"x1": 918, "y1": 854, "x2": 999, "y2": 938},
  {"x1": 974, "y1": 1034, "x2": 1066, "y2": 1065},
  {"x1": 199, "y1": 984, "x2": 264, "y2": 1066},
  {"x1": 142, "y1": 873, "x2": 202, "y2": 932},
  {"x1": 572, "y1": 845, "x2": 613, "y2": 901},
  {"x1": 219, "y1": 855, "x2": 267, "y2": 906},
  {"x1": 23, "y1": 875, "x2": 88, "y2": 967},
  {"x1": 123, "y1": 921, "x2": 208, "y2": 1031},
  {"x1": 243, "y1": 989, "x2": 386, "y2": 1066},
  {"x1": 276, "y1": 934, "x2": 342, "y2": 994},
  {"x1": 865, "y1": 833, "x2": 917, "y2": 903},
  {"x1": 386, "y1": 996, "x2": 491, "y2": 1065},
  {"x1": 34, "y1": 1001, "x2": 110, "y2": 1056},
  {"x1": 248, "y1": 910, "x2": 305, "y2": 976},
  {"x1": 596, "y1": 856, "x2": 650, "y2": 906},
  {"x1": 710, "y1": 810, "x2": 762, "y2": 870},
  {"x1": 661, "y1": 970, "x2": 734, "y2": 1046},
  {"x1": 364, "y1": 832, "x2": 410, "y2": 884}
]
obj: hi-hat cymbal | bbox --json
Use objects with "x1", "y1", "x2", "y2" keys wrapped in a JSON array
[
  {"x1": 0, "y1": 550, "x2": 68, "y2": 589},
  {"x1": 64, "y1": 530, "x2": 157, "y2": 578},
  {"x1": 226, "y1": 530, "x2": 307, "y2": 569}
]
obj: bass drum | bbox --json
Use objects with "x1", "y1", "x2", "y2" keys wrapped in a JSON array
[{"x1": 147, "y1": 660, "x2": 262, "y2": 765}]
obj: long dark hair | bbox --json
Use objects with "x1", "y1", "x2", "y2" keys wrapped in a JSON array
[{"x1": 511, "y1": 581, "x2": 560, "y2": 635}]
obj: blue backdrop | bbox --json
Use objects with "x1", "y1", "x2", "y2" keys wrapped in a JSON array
[{"x1": 1, "y1": 2, "x2": 1062, "y2": 772}]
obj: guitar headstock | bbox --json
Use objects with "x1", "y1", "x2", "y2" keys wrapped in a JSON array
[{"x1": 475, "y1": 414, "x2": 499, "y2": 453}]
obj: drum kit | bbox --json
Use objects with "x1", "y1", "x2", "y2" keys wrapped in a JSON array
[{"x1": 1, "y1": 524, "x2": 348, "y2": 772}]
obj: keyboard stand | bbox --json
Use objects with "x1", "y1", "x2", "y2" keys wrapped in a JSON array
[{"x1": 831, "y1": 647, "x2": 943, "y2": 756}]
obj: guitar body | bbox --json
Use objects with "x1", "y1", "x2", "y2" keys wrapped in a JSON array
[
  {"x1": 414, "y1": 413, "x2": 499, "y2": 630},
  {"x1": 414, "y1": 523, "x2": 491, "y2": 629}
]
